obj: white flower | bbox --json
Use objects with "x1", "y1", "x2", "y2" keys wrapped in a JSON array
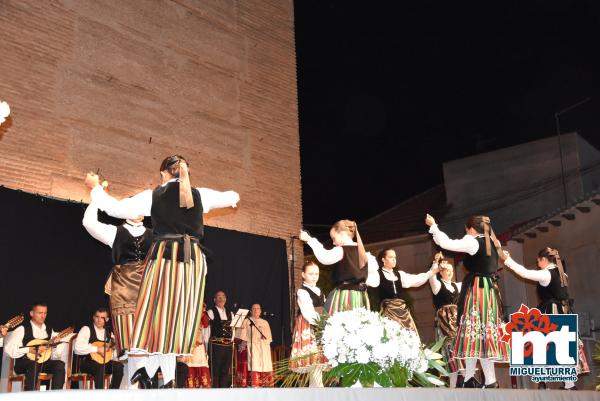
[
  {"x1": 0, "y1": 101, "x2": 10, "y2": 124},
  {"x1": 321, "y1": 308, "x2": 426, "y2": 371}
]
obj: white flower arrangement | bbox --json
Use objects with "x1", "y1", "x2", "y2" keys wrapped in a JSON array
[
  {"x1": 322, "y1": 308, "x2": 426, "y2": 371},
  {"x1": 0, "y1": 101, "x2": 10, "y2": 125},
  {"x1": 321, "y1": 308, "x2": 446, "y2": 387}
]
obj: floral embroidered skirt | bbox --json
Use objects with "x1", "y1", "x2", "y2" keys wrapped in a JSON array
[
  {"x1": 453, "y1": 275, "x2": 509, "y2": 361},
  {"x1": 289, "y1": 315, "x2": 327, "y2": 373}
]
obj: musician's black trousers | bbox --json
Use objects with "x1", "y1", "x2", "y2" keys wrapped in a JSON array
[
  {"x1": 210, "y1": 343, "x2": 232, "y2": 388},
  {"x1": 14, "y1": 357, "x2": 65, "y2": 391},
  {"x1": 79, "y1": 358, "x2": 124, "y2": 389}
]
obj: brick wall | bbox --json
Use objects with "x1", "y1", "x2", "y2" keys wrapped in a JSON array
[{"x1": 0, "y1": 0, "x2": 301, "y2": 256}]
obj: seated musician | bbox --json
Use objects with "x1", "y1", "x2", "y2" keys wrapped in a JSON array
[
  {"x1": 3, "y1": 302, "x2": 66, "y2": 391},
  {"x1": 74, "y1": 307, "x2": 124, "y2": 389},
  {"x1": 207, "y1": 291, "x2": 234, "y2": 388}
]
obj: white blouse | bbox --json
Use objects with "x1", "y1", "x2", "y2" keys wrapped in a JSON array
[
  {"x1": 82, "y1": 201, "x2": 147, "y2": 247},
  {"x1": 504, "y1": 257, "x2": 553, "y2": 287},
  {"x1": 297, "y1": 283, "x2": 322, "y2": 324},
  {"x1": 428, "y1": 224, "x2": 479, "y2": 255},
  {"x1": 90, "y1": 179, "x2": 239, "y2": 220},
  {"x1": 429, "y1": 274, "x2": 462, "y2": 295},
  {"x1": 381, "y1": 267, "x2": 434, "y2": 289}
]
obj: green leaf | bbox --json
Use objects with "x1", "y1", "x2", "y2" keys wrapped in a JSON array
[
  {"x1": 376, "y1": 369, "x2": 393, "y2": 387},
  {"x1": 428, "y1": 336, "x2": 445, "y2": 353},
  {"x1": 429, "y1": 359, "x2": 449, "y2": 376},
  {"x1": 389, "y1": 362, "x2": 409, "y2": 387}
]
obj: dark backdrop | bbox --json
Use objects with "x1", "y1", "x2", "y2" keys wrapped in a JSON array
[{"x1": 0, "y1": 186, "x2": 290, "y2": 346}]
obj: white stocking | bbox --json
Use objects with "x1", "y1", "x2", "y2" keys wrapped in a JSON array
[
  {"x1": 463, "y1": 358, "x2": 477, "y2": 381},
  {"x1": 159, "y1": 354, "x2": 177, "y2": 384},
  {"x1": 480, "y1": 359, "x2": 496, "y2": 385}
]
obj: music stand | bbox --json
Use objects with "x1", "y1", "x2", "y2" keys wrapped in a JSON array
[{"x1": 229, "y1": 309, "x2": 248, "y2": 388}]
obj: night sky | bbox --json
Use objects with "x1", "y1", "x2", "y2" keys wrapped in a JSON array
[{"x1": 295, "y1": 0, "x2": 600, "y2": 234}]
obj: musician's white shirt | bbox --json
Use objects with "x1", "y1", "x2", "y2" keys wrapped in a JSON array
[
  {"x1": 74, "y1": 325, "x2": 108, "y2": 355},
  {"x1": 3, "y1": 321, "x2": 64, "y2": 360}
]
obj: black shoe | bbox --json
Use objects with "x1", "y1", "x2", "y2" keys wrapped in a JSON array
[
  {"x1": 462, "y1": 377, "x2": 482, "y2": 388},
  {"x1": 160, "y1": 380, "x2": 175, "y2": 389},
  {"x1": 484, "y1": 382, "x2": 499, "y2": 389},
  {"x1": 130, "y1": 367, "x2": 152, "y2": 389},
  {"x1": 538, "y1": 382, "x2": 547, "y2": 390}
]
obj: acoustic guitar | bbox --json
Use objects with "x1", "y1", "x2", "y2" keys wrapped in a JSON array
[
  {"x1": 1, "y1": 314, "x2": 25, "y2": 331},
  {"x1": 90, "y1": 340, "x2": 114, "y2": 364},
  {"x1": 26, "y1": 326, "x2": 74, "y2": 363}
]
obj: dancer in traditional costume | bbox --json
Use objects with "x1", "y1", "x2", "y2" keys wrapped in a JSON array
[
  {"x1": 239, "y1": 304, "x2": 273, "y2": 387},
  {"x1": 82, "y1": 189, "x2": 152, "y2": 364},
  {"x1": 503, "y1": 247, "x2": 590, "y2": 390},
  {"x1": 299, "y1": 220, "x2": 379, "y2": 314},
  {"x1": 425, "y1": 214, "x2": 507, "y2": 388},
  {"x1": 377, "y1": 248, "x2": 437, "y2": 334},
  {"x1": 428, "y1": 252, "x2": 464, "y2": 388},
  {"x1": 84, "y1": 155, "x2": 239, "y2": 388},
  {"x1": 289, "y1": 261, "x2": 328, "y2": 387}
]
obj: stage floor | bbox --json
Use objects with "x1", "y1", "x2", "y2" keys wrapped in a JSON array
[{"x1": 1, "y1": 387, "x2": 598, "y2": 401}]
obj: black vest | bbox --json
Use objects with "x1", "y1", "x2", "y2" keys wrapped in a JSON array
[
  {"x1": 300, "y1": 285, "x2": 325, "y2": 309},
  {"x1": 112, "y1": 225, "x2": 153, "y2": 265},
  {"x1": 209, "y1": 306, "x2": 232, "y2": 339},
  {"x1": 151, "y1": 181, "x2": 204, "y2": 239},
  {"x1": 87, "y1": 325, "x2": 112, "y2": 344},
  {"x1": 22, "y1": 321, "x2": 52, "y2": 346},
  {"x1": 537, "y1": 267, "x2": 570, "y2": 311},
  {"x1": 432, "y1": 279, "x2": 459, "y2": 310},
  {"x1": 378, "y1": 269, "x2": 408, "y2": 300},
  {"x1": 462, "y1": 236, "x2": 498, "y2": 275},
  {"x1": 150, "y1": 181, "x2": 204, "y2": 261},
  {"x1": 331, "y1": 246, "x2": 368, "y2": 288}
]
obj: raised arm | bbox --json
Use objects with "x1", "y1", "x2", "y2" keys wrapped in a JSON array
[
  {"x1": 198, "y1": 188, "x2": 240, "y2": 213},
  {"x1": 365, "y1": 252, "x2": 380, "y2": 287},
  {"x1": 90, "y1": 185, "x2": 152, "y2": 220},
  {"x1": 300, "y1": 231, "x2": 343, "y2": 266},
  {"x1": 429, "y1": 271, "x2": 442, "y2": 295},
  {"x1": 400, "y1": 267, "x2": 436, "y2": 289},
  {"x1": 504, "y1": 254, "x2": 551, "y2": 286},
  {"x1": 82, "y1": 201, "x2": 117, "y2": 247},
  {"x1": 428, "y1": 224, "x2": 479, "y2": 255}
]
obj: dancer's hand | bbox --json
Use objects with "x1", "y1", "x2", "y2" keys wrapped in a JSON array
[
  {"x1": 430, "y1": 264, "x2": 440, "y2": 274},
  {"x1": 0, "y1": 326, "x2": 7, "y2": 337},
  {"x1": 299, "y1": 230, "x2": 311, "y2": 242},
  {"x1": 85, "y1": 172, "x2": 100, "y2": 189},
  {"x1": 501, "y1": 250, "x2": 510, "y2": 263},
  {"x1": 433, "y1": 251, "x2": 443, "y2": 263},
  {"x1": 425, "y1": 214, "x2": 436, "y2": 227}
]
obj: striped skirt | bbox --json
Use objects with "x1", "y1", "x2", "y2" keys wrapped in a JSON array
[
  {"x1": 131, "y1": 240, "x2": 207, "y2": 355},
  {"x1": 325, "y1": 288, "x2": 370, "y2": 315},
  {"x1": 453, "y1": 275, "x2": 508, "y2": 361}
]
